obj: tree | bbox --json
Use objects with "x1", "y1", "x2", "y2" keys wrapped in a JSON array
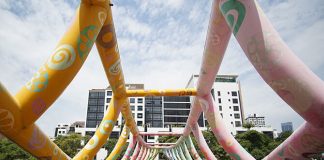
[
  {"x1": 275, "y1": 131, "x2": 292, "y2": 142},
  {"x1": 0, "y1": 138, "x2": 36, "y2": 160},
  {"x1": 53, "y1": 133, "x2": 85, "y2": 157},
  {"x1": 242, "y1": 122, "x2": 255, "y2": 130}
]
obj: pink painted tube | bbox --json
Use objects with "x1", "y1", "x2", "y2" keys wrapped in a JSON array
[
  {"x1": 130, "y1": 142, "x2": 141, "y2": 160},
  {"x1": 219, "y1": 0, "x2": 324, "y2": 128},
  {"x1": 141, "y1": 147, "x2": 149, "y2": 160},
  {"x1": 199, "y1": 94, "x2": 254, "y2": 159},
  {"x1": 183, "y1": 0, "x2": 231, "y2": 137},
  {"x1": 265, "y1": 122, "x2": 324, "y2": 159},
  {"x1": 137, "y1": 147, "x2": 146, "y2": 160},
  {"x1": 183, "y1": 99, "x2": 203, "y2": 136},
  {"x1": 191, "y1": 123, "x2": 218, "y2": 160},
  {"x1": 196, "y1": 0, "x2": 231, "y2": 96},
  {"x1": 185, "y1": 136, "x2": 202, "y2": 160},
  {"x1": 122, "y1": 135, "x2": 136, "y2": 160}
]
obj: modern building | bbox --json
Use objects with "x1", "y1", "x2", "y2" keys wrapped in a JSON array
[
  {"x1": 186, "y1": 74, "x2": 245, "y2": 135},
  {"x1": 54, "y1": 121, "x2": 85, "y2": 137},
  {"x1": 281, "y1": 122, "x2": 293, "y2": 132},
  {"x1": 245, "y1": 113, "x2": 266, "y2": 127}
]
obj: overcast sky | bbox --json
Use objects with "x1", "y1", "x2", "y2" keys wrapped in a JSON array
[{"x1": 0, "y1": 0, "x2": 323, "y2": 137}]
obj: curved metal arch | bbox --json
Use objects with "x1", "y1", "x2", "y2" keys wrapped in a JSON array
[{"x1": 1, "y1": 0, "x2": 323, "y2": 159}]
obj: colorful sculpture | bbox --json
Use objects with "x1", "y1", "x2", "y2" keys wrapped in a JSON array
[{"x1": 1, "y1": 0, "x2": 323, "y2": 159}]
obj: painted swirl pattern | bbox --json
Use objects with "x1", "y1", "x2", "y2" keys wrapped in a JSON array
[
  {"x1": 28, "y1": 127, "x2": 46, "y2": 150},
  {"x1": 221, "y1": 0, "x2": 246, "y2": 36},
  {"x1": 26, "y1": 66, "x2": 49, "y2": 92},
  {"x1": 0, "y1": 109, "x2": 14, "y2": 131},
  {"x1": 85, "y1": 135, "x2": 99, "y2": 150},
  {"x1": 99, "y1": 120, "x2": 114, "y2": 135},
  {"x1": 109, "y1": 60, "x2": 121, "y2": 75},
  {"x1": 46, "y1": 44, "x2": 76, "y2": 70}
]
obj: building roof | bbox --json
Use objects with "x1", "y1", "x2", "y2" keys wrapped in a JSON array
[{"x1": 71, "y1": 121, "x2": 85, "y2": 127}]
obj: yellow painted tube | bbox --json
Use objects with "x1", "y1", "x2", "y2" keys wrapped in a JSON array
[
  {"x1": 95, "y1": 0, "x2": 139, "y2": 137},
  {"x1": 14, "y1": 0, "x2": 108, "y2": 128},
  {"x1": 73, "y1": 97, "x2": 121, "y2": 159},
  {"x1": 106, "y1": 126, "x2": 130, "y2": 160},
  {"x1": 0, "y1": 84, "x2": 69, "y2": 159},
  {"x1": 125, "y1": 89, "x2": 197, "y2": 97}
]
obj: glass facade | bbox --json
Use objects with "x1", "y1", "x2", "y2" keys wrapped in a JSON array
[
  {"x1": 163, "y1": 96, "x2": 204, "y2": 127},
  {"x1": 145, "y1": 96, "x2": 163, "y2": 127},
  {"x1": 86, "y1": 90, "x2": 105, "y2": 128}
]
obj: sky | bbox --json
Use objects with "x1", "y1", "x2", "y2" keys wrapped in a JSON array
[{"x1": 0, "y1": 0, "x2": 324, "y2": 137}]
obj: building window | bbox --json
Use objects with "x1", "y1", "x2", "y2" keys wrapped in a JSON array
[
  {"x1": 97, "y1": 113, "x2": 104, "y2": 119},
  {"x1": 98, "y1": 92, "x2": 105, "y2": 98},
  {"x1": 98, "y1": 99, "x2": 105, "y2": 105},
  {"x1": 130, "y1": 106, "x2": 135, "y2": 111},
  {"x1": 132, "y1": 113, "x2": 135, "y2": 118},
  {"x1": 230, "y1": 114, "x2": 232, "y2": 117},
  {"x1": 89, "y1": 92, "x2": 98, "y2": 98},
  {"x1": 229, "y1": 106, "x2": 231, "y2": 109},
  {"x1": 137, "y1": 121, "x2": 143, "y2": 126},
  {"x1": 235, "y1": 121, "x2": 241, "y2": 127},
  {"x1": 87, "y1": 120, "x2": 96, "y2": 127},
  {"x1": 228, "y1": 99, "x2": 230, "y2": 102},
  {"x1": 107, "y1": 91, "x2": 112, "y2": 96},
  {"x1": 130, "y1": 98, "x2": 135, "y2": 103},
  {"x1": 231, "y1": 91, "x2": 237, "y2": 96},
  {"x1": 219, "y1": 106, "x2": 222, "y2": 111},
  {"x1": 88, "y1": 99, "x2": 97, "y2": 105},
  {"x1": 88, "y1": 106, "x2": 97, "y2": 112},
  {"x1": 218, "y1": 98, "x2": 221, "y2": 104},
  {"x1": 234, "y1": 113, "x2": 240, "y2": 119},
  {"x1": 231, "y1": 121, "x2": 233, "y2": 124},
  {"x1": 232, "y1": 98, "x2": 238, "y2": 104},
  {"x1": 138, "y1": 113, "x2": 143, "y2": 118},
  {"x1": 106, "y1": 98, "x2": 111, "y2": 103},
  {"x1": 233, "y1": 106, "x2": 239, "y2": 111},
  {"x1": 138, "y1": 98, "x2": 143, "y2": 103},
  {"x1": 98, "y1": 106, "x2": 104, "y2": 112},
  {"x1": 220, "y1": 113, "x2": 223, "y2": 118},
  {"x1": 138, "y1": 106, "x2": 143, "y2": 111},
  {"x1": 87, "y1": 113, "x2": 96, "y2": 119},
  {"x1": 217, "y1": 91, "x2": 221, "y2": 96}
]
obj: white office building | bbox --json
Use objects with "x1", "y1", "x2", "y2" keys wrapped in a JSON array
[
  {"x1": 245, "y1": 113, "x2": 266, "y2": 127},
  {"x1": 186, "y1": 74, "x2": 245, "y2": 135}
]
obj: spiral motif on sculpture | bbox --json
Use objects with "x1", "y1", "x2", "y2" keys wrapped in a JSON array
[
  {"x1": 32, "y1": 97, "x2": 46, "y2": 116},
  {"x1": 98, "y1": 11, "x2": 106, "y2": 25},
  {"x1": 26, "y1": 66, "x2": 49, "y2": 92},
  {"x1": 301, "y1": 134, "x2": 324, "y2": 151},
  {"x1": 28, "y1": 127, "x2": 46, "y2": 150},
  {"x1": 53, "y1": 146, "x2": 58, "y2": 155},
  {"x1": 229, "y1": 153, "x2": 241, "y2": 160},
  {"x1": 85, "y1": 135, "x2": 99, "y2": 150},
  {"x1": 247, "y1": 32, "x2": 283, "y2": 74},
  {"x1": 46, "y1": 44, "x2": 76, "y2": 70},
  {"x1": 0, "y1": 109, "x2": 14, "y2": 131},
  {"x1": 99, "y1": 120, "x2": 114, "y2": 135},
  {"x1": 109, "y1": 60, "x2": 121, "y2": 75},
  {"x1": 269, "y1": 78, "x2": 312, "y2": 113},
  {"x1": 121, "y1": 127, "x2": 129, "y2": 138},
  {"x1": 220, "y1": 0, "x2": 246, "y2": 36},
  {"x1": 199, "y1": 99, "x2": 209, "y2": 113}
]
